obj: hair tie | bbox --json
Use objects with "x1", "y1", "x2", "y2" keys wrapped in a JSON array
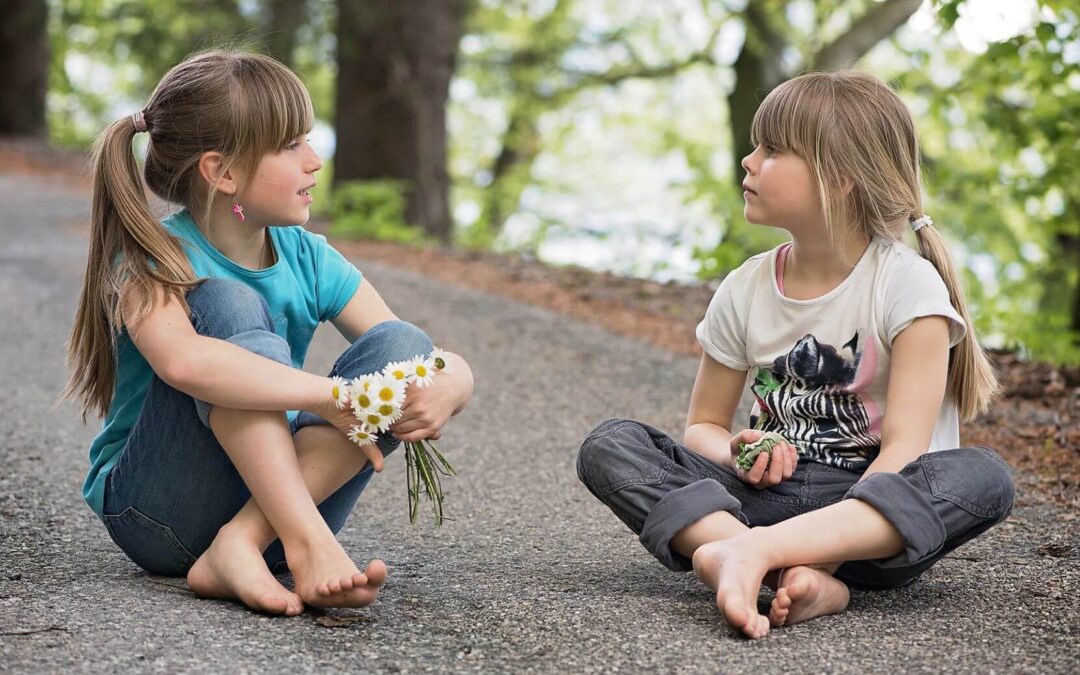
[
  {"x1": 909, "y1": 215, "x2": 932, "y2": 232},
  {"x1": 131, "y1": 110, "x2": 147, "y2": 133}
]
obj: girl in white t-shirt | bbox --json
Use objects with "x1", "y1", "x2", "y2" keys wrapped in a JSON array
[{"x1": 577, "y1": 71, "x2": 1013, "y2": 639}]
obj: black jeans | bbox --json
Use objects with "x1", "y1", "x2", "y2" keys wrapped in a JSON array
[{"x1": 577, "y1": 418, "x2": 1015, "y2": 590}]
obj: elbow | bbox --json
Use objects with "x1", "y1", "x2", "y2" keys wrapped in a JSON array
[{"x1": 156, "y1": 351, "x2": 194, "y2": 390}]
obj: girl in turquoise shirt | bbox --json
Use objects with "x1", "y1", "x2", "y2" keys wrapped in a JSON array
[{"x1": 63, "y1": 50, "x2": 474, "y2": 616}]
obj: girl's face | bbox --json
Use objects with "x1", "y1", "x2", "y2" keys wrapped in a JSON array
[
  {"x1": 237, "y1": 135, "x2": 323, "y2": 226},
  {"x1": 740, "y1": 144, "x2": 821, "y2": 231}
]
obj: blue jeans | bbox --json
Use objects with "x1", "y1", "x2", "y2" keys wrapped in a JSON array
[{"x1": 102, "y1": 279, "x2": 433, "y2": 576}]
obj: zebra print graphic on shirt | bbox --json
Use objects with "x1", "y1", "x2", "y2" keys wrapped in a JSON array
[{"x1": 748, "y1": 331, "x2": 880, "y2": 472}]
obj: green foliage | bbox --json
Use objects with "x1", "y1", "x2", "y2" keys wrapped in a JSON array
[
  {"x1": 46, "y1": 0, "x2": 335, "y2": 146},
  {"x1": 329, "y1": 180, "x2": 429, "y2": 245},
  {"x1": 903, "y1": 4, "x2": 1080, "y2": 364}
]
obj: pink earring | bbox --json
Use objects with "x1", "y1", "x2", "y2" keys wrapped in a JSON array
[{"x1": 232, "y1": 197, "x2": 245, "y2": 222}]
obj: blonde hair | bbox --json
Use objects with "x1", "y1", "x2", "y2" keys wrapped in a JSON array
[
  {"x1": 751, "y1": 71, "x2": 999, "y2": 421},
  {"x1": 64, "y1": 50, "x2": 314, "y2": 419}
]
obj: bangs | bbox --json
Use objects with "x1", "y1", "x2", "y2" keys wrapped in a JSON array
[
  {"x1": 228, "y1": 54, "x2": 314, "y2": 166},
  {"x1": 750, "y1": 75, "x2": 835, "y2": 158}
]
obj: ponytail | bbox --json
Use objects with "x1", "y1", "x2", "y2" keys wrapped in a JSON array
[
  {"x1": 912, "y1": 222, "x2": 1001, "y2": 421},
  {"x1": 62, "y1": 115, "x2": 196, "y2": 420},
  {"x1": 63, "y1": 50, "x2": 315, "y2": 420}
]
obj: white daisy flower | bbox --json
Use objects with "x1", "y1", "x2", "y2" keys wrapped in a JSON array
[
  {"x1": 347, "y1": 425, "x2": 377, "y2": 446},
  {"x1": 372, "y1": 376, "x2": 407, "y2": 409},
  {"x1": 352, "y1": 374, "x2": 378, "y2": 393},
  {"x1": 350, "y1": 387, "x2": 376, "y2": 419},
  {"x1": 408, "y1": 356, "x2": 436, "y2": 387},
  {"x1": 330, "y1": 376, "x2": 350, "y2": 409},
  {"x1": 360, "y1": 410, "x2": 394, "y2": 432},
  {"x1": 430, "y1": 347, "x2": 451, "y2": 372},
  {"x1": 383, "y1": 361, "x2": 412, "y2": 383}
]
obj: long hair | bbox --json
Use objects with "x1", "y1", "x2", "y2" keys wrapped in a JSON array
[
  {"x1": 63, "y1": 50, "x2": 314, "y2": 419},
  {"x1": 751, "y1": 70, "x2": 1000, "y2": 421}
]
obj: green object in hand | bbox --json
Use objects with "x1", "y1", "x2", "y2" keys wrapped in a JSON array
[{"x1": 736, "y1": 432, "x2": 787, "y2": 471}]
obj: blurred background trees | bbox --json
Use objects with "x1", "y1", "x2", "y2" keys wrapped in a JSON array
[{"x1": 1, "y1": 0, "x2": 1076, "y2": 363}]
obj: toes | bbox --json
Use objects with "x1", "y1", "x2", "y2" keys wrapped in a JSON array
[
  {"x1": 775, "y1": 588, "x2": 791, "y2": 608},
  {"x1": 316, "y1": 582, "x2": 331, "y2": 597},
  {"x1": 364, "y1": 560, "x2": 388, "y2": 587}
]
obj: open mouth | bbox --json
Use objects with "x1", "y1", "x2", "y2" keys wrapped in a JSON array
[{"x1": 297, "y1": 184, "x2": 315, "y2": 196}]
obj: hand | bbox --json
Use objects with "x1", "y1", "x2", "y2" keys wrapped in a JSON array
[
  {"x1": 389, "y1": 379, "x2": 459, "y2": 443},
  {"x1": 313, "y1": 380, "x2": 387, "y2": 473},
  {"x1": 729, "y1": 429, "x2": 798, "y2": 489}
]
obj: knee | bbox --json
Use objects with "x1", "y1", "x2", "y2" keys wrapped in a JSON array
[
  {"x1": 577, "y1": 418, "x2": 648, "y2": 492},
  {"x1": 933, "y1": 446, "x2": 1015, "y2": 522},
  {"x1": 359, "y1": 320, "x2": 434, "y2": 362},
  {"x1": 186, "y1": 279, "x2": 273, "y2": 339},
  {"x1": 969, "y1": 447, "x2": 1015, "y2": 521}
]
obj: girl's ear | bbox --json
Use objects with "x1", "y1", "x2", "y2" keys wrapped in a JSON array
[
  {"x1": 196, "y1": 151, "x2": 239, "y2": 196},
  {"x1": 839, "y1": 175, "x2": 855, "y2": 197}
]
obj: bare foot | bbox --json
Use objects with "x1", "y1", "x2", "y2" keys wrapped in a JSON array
[
  {"x1": 187, "y1": 525, "x2": 304, "y2": 616},
  {"x1": 692, "y1": 539, "x2": 771, "y2": 639},
  {"x1": 768, "y1": 565, "x2": 850, "y2": 627},
  {"x1": 286, "y1": 536, "x2": 387, "y2": 608}
]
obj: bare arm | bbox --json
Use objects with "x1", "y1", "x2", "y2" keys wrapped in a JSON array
[
  {"x1": 862, "y1": 315, "x2": 951, "y2": 479},
  {"x1": 684, "y1": 354, "x2": 749, "y2": 467},
  {"x1": 685, "y1": 353, "x2": 798, "y2": 487},
  {"x1": 330, "y1": 278, "x2": 475, "y2": 441},
  {"x1": 125, "y1": 286, "x2": 336, "y2": 416}
]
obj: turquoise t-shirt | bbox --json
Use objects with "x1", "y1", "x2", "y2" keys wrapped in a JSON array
[{"x1": 83, "y1": 210, "x2": 362, "y2": 517}]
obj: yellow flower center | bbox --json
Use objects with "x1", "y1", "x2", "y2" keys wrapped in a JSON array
[
  {"x1": 434, "y1": 357, "x2": 446, "y2": 369},
  {"x1": 331, "y1": 385, "x2": 340, "y2": 400},
  {"x1": 366, "y1": 414, "x2": 381, "y2": 426},
  {"x1": 357, "y1": 394, "x2": 371, "y2": 408},
  {"x1": 392, "y1": 369, "x2": 405, "y2": 380},
  {"x1": 416, "y1": 365, "x2": 427, "y2": 377},
  {"x1": 379, "y1": 388, "x2": 394, "y2": 401},
  {"x1": 378, "y1": 404, "x2": 394, "y2": 416}
]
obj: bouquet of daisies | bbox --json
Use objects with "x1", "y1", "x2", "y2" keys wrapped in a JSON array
[{"x1": 330, "y1": 349, "x2": 456, "y2": 525}]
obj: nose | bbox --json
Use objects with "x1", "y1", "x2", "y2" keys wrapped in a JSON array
[
  {"x1": 306, "y1": 145, "x2": 323, "y2": 173},
  {"x1": 741, "y1": 147, "x2": 758, "y2": 175}
]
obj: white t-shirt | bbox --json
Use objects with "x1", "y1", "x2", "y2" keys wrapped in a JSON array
[{"x1": 696, "y1": 238, "x2": 966, "y2": 472}]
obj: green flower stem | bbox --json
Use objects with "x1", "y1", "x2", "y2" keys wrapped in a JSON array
[{"x1": 404, "y1": 439, "x2": 456, "y2": 526}]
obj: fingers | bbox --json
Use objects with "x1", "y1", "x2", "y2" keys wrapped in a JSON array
[
  {"x1": 362, "y1": 444, "x2": 384, "y2": 473},
  {"x1": 747, "y1": 451, "x2": 770, "y2": 486},
  {"x1": 743, "y1": 442, "x2": 799, "y2": 488}
]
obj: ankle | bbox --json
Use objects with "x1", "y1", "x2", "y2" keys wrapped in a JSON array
[
  {"x1": 215, "y1": 521, "x2": 274, "y2": 551},
  {"x1": 280, "y1": 527, "x2": 339, "y2": 559}
]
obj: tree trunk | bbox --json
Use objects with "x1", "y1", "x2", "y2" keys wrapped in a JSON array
[
  {"x1": 728, "y1": 5, "x2": 786, "y2": 187},
  {"x1": 335, "y1": 0, "x2": 464, "y2": 242},
  {"x1": 481, "y1": 108, "x2": 541, "y2": 238},
  {"x1": 0, "y1": 0, "x2": 48, "y2": 137},
  {"x1": 262, "y1": 0, "x2": 305, "y2": 68}
]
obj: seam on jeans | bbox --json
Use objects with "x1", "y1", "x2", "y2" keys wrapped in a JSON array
[
  {"x1": 972, "y1": 445, "x2": 1012, "y2": 471},
  {"x1": 103, "y1": 506, "x2": 198, "y2": 564},
  {"x1": 923, "y1": 458, "x2": 998, "y2": 519},
  {"x1": 580, "y1": 420, "x2": 633, "y2": 447},
  {"x1": 591, "y1": 455, "x2": 674, "y2": 497}
]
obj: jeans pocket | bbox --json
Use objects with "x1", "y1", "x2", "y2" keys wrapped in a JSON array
[
  {"x1": 103, "y1": 507, "x2": 197, "y2": 577},
  {"x1": 922, "y1": 448, "x2": 1013, "y2": 520}
]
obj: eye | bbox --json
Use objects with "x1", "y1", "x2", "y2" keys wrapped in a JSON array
[{"x1": 764, "y1": 144, "x2": 780, "y2": 156}]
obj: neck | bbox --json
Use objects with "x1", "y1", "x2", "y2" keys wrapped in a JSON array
[
  {"x1": 191, "y1": 200, "x2": 273, "y2": 270},
  {"x1": 786, "y1": 227, "x2": 870, "y2": 284}
]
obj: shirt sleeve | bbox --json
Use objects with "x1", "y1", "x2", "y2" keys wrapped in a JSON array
[
  {"x1": 695, "y1": 271, "x2": 750, "y2": 370},
  {"x1": 312, "y1": 234, "x2": 363, "y2": 322},
  {"x1": 882, "y1": 256, "x2": 966, "y2": 348}
]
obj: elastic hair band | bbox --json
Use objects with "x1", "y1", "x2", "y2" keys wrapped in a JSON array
[
  {"x1": 131, "y1": 110, "x2": 147, "y2": 133},
  {"x1": 909, "y1": 215, "x2": 933, "y2": 232}
]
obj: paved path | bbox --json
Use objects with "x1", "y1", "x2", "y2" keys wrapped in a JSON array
[{"x1": 1, "y1": 172, "x2": 1076, "y2": 673}]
